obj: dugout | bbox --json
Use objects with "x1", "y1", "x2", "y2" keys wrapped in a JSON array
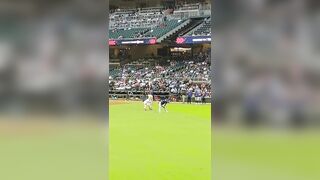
[{"x1": 109, "y1": 43, "x2": 210, "y2": 63}]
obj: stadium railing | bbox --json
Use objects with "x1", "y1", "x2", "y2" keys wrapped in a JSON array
[{"x1": 109, "y1": 90, "x2": 211, "y2": 103}]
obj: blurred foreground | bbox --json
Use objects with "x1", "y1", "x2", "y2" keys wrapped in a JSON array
[
  {"x1": 1, "y1": 0, "x2": 320, "y2": 179},
  {"x1": 0, "y1": 0, "x2": 107, "y2": 116},
  {"x1": 0, "y1": 1, "x2": 108, "y2": 180},
  {"x1": 213, "y1": 0, "x2": 320, "y2": 180},
  {"x1": 0, "y1": 116, "x2": 108, "y2": 180},
  {"x1": 213, "y1": 127, "x2": 320, "y2": 180}
]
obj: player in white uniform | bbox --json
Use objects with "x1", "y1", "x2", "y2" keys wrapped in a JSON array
[{"x1": 143, "y1": 95, "x2": 153, "y2": 111}]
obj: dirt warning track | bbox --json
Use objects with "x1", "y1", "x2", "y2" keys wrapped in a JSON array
[{"x1": 109, "y1": 100, "x2": 129, "y2": 105}]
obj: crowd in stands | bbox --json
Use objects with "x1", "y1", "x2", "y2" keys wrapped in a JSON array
[
  {"x1": 110, "y1": 8, "x2": 163, "y2": 30},
  {"x1": 188, "y1": 17, "x2": 211, "y2": 36},
  {"x1": 109, "y1": 52, "x2": 211, "y2": 98},
  {"x1": 109, "y1": 6, "x2": 211, "y2": 39},
  {"x1": 177, "y1": 3, "x2": 200, "y2": 11}
]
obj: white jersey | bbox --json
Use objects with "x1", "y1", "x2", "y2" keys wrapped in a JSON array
[
  {"x1": 143, "y1": 98, "x2": 153, "y2": 111},
  {"x1": 144, "y1": 98, "x2": 152, "y2": 105}
]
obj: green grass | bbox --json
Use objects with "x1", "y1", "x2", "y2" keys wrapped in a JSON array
[
  {"x1": 109, "y1": 101, "x2": 212, "y2": 180},
  {"x1": 213, "y1": 128, "x2": 320, "y2": 180},
  {"x1": 2, "y1": 103, "x2": 319, "y2": 180},
  {"x1": 0, "y1": 120, "x2": 108, "y2": 180}
]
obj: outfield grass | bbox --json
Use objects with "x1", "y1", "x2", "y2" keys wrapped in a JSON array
[
  {"x1": 213, "y1": 128, "x2": 320, "y2": 180},
  {"x1": 1, "y1": 103, "x2": 319, "y2": 180},
  {"x1": 109, "y1": 101, "x2": 212, "y2": 180},
  {"x1": 0, "y1": 118, "x2": 108, "y2": 180}
]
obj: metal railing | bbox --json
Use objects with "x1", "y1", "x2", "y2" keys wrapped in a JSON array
[{"x1": 109, "y1": 90, "x2": 212, "y2": 103}]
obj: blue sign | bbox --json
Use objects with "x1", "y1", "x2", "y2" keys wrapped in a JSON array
[
  {"x1": 176, "y1": 36, "x2": 211, "y2": 44},
  {"x1": 109, "y1": 38, "x2": 157, "y2": 46}
]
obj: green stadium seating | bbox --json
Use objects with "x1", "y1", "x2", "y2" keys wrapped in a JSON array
[
  {"x1": 109, "y1": 19, "x2": 186, "y2": 39},
  {"x1": 109, "y1": 28, "x2": 149, "y2": 39}
]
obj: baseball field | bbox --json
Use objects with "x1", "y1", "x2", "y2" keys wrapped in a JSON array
[
  {"x1": 109, "y1": 100, "x2": 320, "y2": 180},
  {"x1": 109, "y1": 100, "x2": 212, "y2": 180},
  {"x1": 213, "y1": 128, "x2": 320, "y2": 180},
  {"x1": 1, "y1": 101, "x2": 319, "y2": 180},
  {"x1": 0, "y1": 116, "x2": 108, "y2": 180}
]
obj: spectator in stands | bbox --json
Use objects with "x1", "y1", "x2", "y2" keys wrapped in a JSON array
[
  {"x1": 201, "y1": 89, "x2": 207, "y2": 104},
  {"x1": 109, "y1": 52, "x2": 211, "y2": 101},
  {"x1": 195, "y1": 86, "x2": 201, "y2": 104},
  {"x1": 187, "y1": 88, "x2": 193, "y2": 104}
]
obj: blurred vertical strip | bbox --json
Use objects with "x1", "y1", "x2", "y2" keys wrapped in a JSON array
[
  {"x1": 0, "y1": 0, "x2": 108, "y2": 117},
  {"x1": 212, "y1": 0, "x2": 320, "y2": 179},
  {"x1": 0, "y1": 0, "x2": 108, "y2": 179},
  {"x1": 106, "y1": 0, "x2": 109, "y2": 179}
]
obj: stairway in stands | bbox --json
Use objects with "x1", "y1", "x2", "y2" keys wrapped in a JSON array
[
  {"x1": 162, "y1": 17, "x2": 205, "y2": 44},
  {"x1": 155, "y1": 19, "x2": 190, "y2": 43}
]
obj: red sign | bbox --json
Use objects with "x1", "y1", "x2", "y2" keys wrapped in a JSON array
[
  {"x1": 176, "y1": 37, "x2": 185, "y2": 44},
  {"x1": 109, "y1": 40, "x2": 116, "y2": 46},
  {"x1": 149, "y1": 38, "x2": 157, "y2": 44}
]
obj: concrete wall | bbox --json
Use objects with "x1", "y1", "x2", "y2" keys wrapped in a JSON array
[{"x1": 127, "y1": 44, "x2": 163, "y2": 59}]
